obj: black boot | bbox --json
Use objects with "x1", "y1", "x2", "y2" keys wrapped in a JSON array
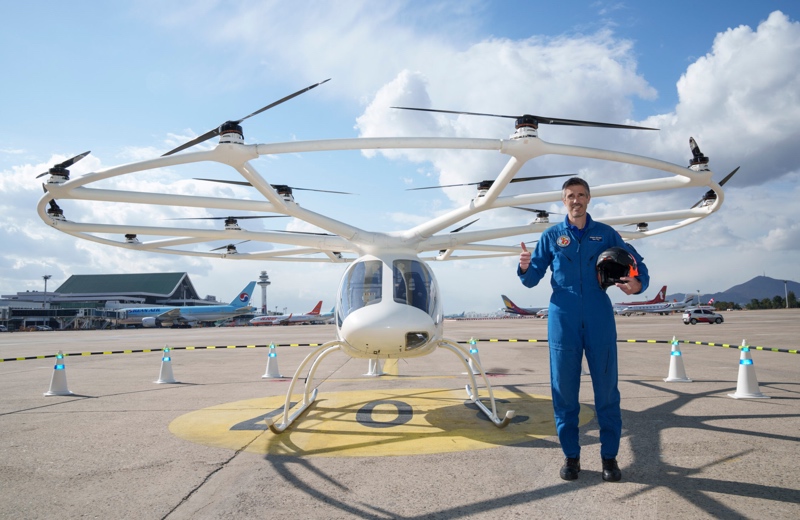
[
  {"x1": 560, "y1": 457, "x2": 580, "y2": 480},
  {"x1": 602, "y1": 458, "x2": 621, "y2": 482}
]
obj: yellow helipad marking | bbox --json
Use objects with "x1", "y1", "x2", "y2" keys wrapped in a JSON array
[{"x1": 169, "y1": 388, "x2": 594, "y2": 458}]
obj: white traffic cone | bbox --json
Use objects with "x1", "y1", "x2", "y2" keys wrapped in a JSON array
[
  {"x1": 581, "y1": 355, "x2": 590, "y2": 376},
  {"x1": 664, "y1": 336, "x2": 692, "y2": 382},
  {"x1": 465, "y1": 339, "x2": 482, "y2": 375},
  {"x1": 44, "y1": 350, "x2": 73, "y2": 396},
  {"x1": 728, "y1": 340, "x2": 769, "y2": 399},
  {"x1": 364, "y1": 358, "x2": 384, "y2": 376},
  {"x1": 261, "y1": 343, "x2": 284, "y2": 379},
  {"x1": 155, "y1": 346, "x2": 178, "y2": 384}
]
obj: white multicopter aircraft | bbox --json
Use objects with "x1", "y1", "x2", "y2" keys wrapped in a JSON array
[
  {"x1": 35, "y1": 80, "x2": 734, "y2": 433},
  {"x1": 117, "y1": 281, "x2": 257, "y2": 327}
]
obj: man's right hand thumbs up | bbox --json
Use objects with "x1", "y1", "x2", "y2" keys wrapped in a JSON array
[{"x1": 519, "y1": 242, "x2": 531, "y2": 272}]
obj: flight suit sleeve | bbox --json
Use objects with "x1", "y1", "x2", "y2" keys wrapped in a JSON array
[{"x1": 518, "y1": 235, "x2": 553, "y2": 288}]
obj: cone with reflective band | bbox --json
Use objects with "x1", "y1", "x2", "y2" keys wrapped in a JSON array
[
  {"x1": 364, "y1": 358, "x2": 384, "y2": 376},
  {"x1": 155, "y1": 346, "x2": 178, "y2": 384},
  {"x1": 664, "y1": 336, "x2": 692, "y2": 382},
  {"x1": 44, "y1": 350, "x2": 73, "y2": 396},
  {"x1": 728, "y1": 340, "x2": 769, "y2": 399},
  {"x1": 581, "y1": 355, "x2": 590, "y2": 376},
  {"x1": 465, "y1": 338, "x2": 482, "y2": 375},
  {"x1": 261, "y1": 343, "x2": 284, "y2": 379}
]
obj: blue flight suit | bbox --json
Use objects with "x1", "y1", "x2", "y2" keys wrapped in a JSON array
[{"x1": 518, "y1": 214, "x2": 649, "y2": 459}]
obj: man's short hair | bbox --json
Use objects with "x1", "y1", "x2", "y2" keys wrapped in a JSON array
[{"x1": 562, "y1": 177, "x2": 590, "y2": 197}]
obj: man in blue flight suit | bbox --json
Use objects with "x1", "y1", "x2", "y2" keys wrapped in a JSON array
[{"x1": 518, "y1": 177, "x2": 649, "y2": 482}]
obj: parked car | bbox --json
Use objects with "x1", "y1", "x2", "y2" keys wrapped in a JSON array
[
  {"x1": 0, "y1": 325, "x2": 8, "y2": 332},
  {"x1": 34, "y1": 325, "x2": 53, "y2": 331},
  {"x1": 682, "y1": 308, "x2": 724, "y2": 325}
]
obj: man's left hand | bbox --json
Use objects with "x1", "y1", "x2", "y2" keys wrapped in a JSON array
[{"x1": 616, "y1": 276, "x2": 642, "y2": 295}]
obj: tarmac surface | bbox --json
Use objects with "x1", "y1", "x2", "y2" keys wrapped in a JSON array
[{"x1": 1, "y1": 309, "x2": 799, "y2": 519}]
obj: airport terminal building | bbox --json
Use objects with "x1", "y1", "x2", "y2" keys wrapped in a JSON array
[{"x1": 0, "y1": 272, "x2": 221, "y2": 331}]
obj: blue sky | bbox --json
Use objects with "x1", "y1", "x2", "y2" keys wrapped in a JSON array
[{"x1": 2, "y1": 1, "x2": 799, "y2": 313}]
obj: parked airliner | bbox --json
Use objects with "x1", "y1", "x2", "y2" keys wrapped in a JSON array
[
  {"x1": 500, "y1": 295, "x2": 545, "y2": 316},
  {"x1": 616, "y1": 294, "x2": 694, "y2": 316},
  {"x1": 250, "y1": 301, "x2": 332, "y2": 326},
  {"x1": 117, "y1": 282, "x2": 256, "y2": 327}
]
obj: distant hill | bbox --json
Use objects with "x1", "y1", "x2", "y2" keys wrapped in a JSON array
[{"x1": 666, "y1": 276, "x2": 800, "y2": 305}]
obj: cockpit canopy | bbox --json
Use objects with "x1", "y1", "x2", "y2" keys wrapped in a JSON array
[{"x1": 338, "y1": 258, "x2": 439, "y2": 324}]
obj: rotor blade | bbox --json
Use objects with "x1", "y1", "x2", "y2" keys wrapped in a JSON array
[
  {"x1": 288, "y1": 186, "x2": 354, "y2": 195},
  {"x1": 36, "y1": 151, "x2": 91, "y2": 178},
  {"x1": 60, "y1": 150, "x2": 91, "y2": 168},
  {"x1": 509, "y1": 173, "x2": 573, "y2": 183},
  {"x1": 719, "y1": 166, "x2": 740, "y2": 187},
  {"x1": 194, "y1": 178, "x2": 353, "y2": 195},
  {"x1": 392, "y1": 107, "x2": 516, "y2": 119},
  {"x1": 689, "y1": 137, "x2": 703, "y2": 158},
  {"x1": 210, "y1": 240, "x2": 250, "y2": 252},
  {"x1": 264, "y1": 229, "x2": 334, "y2": 236},
  {"x1": 162, "y1": 79, "x2": 331, "y2": 157},
  {"x1": 162, "y1": 128, "x2": 220, "y2": 157},
  {"x1": 449, "y1": 219, "x2": 479, "y2": 233},
  {"x1": 405, "y1": 181, "x2": 479, "y2": 191},
  {"x1": 689, "y1": 166, "x2": 740, "y2": 209},
  {"x1": 512, "y1": 207, "x2": 563, "y2": 215},
  {"x1": 408, "y1": 173, "x2": 571, "y2": 192},
  {"x1": 234, "y1": 79, "x2": 331, "y2": 123},
  {"x1": 195, "y1": 178, "x2": 251, "y2": 186},
  {"x1": 533, "y1": 116, "x2": 657, "y2": 130},
  {"x1": 166, "y1": 216, "x2": 288, "y2": 220},
  {"x1": 393, "y1": 107, "x2": 658, "y2": 130}
]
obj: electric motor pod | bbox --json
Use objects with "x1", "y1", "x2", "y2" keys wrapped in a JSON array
[{"x1": 596, "y1": 246, "x2": 639, "y2": 290}]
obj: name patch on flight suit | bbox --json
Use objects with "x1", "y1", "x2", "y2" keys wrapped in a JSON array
[
  {"x1": 557, "y1": 235, "x2": 571, "y2": 247},
  {"x1": 588, "y1": 236, "x2": 604, "y2": 242}
]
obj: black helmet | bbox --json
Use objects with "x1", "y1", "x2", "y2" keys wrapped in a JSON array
[{"x1": 596, "y1": 246, "x2": 639, "y2": 290}]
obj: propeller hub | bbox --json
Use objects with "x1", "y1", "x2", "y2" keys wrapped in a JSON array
[
  {"x1": 124, "y1": 234, "x2": 140, "y2": 244},
  {"x1": 273, "y1": 185, "x2": 294, "y2": 201},
  {"x1": 224, "y1": 217, "x2": 241, "y2": 230},
  {"x1": 476, "y1": 180, "x2": 493, "y2": 193},
  {"x1": 47, "y1": 201, "x2": 65, "y2": 221},
  {"x1": 515, "y1": 115, "x2": 539, "y2": 129},
  {"x1": 219, "y1": 121, "x2": 244, "y2": 145}
]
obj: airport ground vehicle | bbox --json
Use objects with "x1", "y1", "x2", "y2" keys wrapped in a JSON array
[{"x1": 682, "y1": 308, "x2": 724, "y2": 325}]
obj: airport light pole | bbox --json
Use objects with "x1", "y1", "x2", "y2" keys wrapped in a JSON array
[
  {"x1": 42, "y1": 275, "x2": 52, "y2": 309},
  {"x1": 784, "y1": 280, "x2": 789, "y2": 309}
]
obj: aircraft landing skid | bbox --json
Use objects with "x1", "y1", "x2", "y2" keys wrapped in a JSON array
[{"x1": 265, "y1": 338, "x2": 515, "y2": 434}]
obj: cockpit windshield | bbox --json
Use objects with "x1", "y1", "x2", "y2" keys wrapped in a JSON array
[
  {"x1": 393, "y1": 259, "x2": 436, "y2": 317},
  {"x1": 338, "y1": 260, "x2": 383, "y2": 321}
]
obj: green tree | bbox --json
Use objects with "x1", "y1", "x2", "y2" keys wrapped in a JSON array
[
  {"x1": 773, "y1": 295, "x2": 785, "y2": 309},
  {"x1": 788, "y1": 291, "x2": 797, "y2": 308}
]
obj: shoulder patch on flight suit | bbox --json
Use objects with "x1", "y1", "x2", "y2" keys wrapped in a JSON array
[{"x1": 557, "y1": 235, "x2": 571, "y2": 247}]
